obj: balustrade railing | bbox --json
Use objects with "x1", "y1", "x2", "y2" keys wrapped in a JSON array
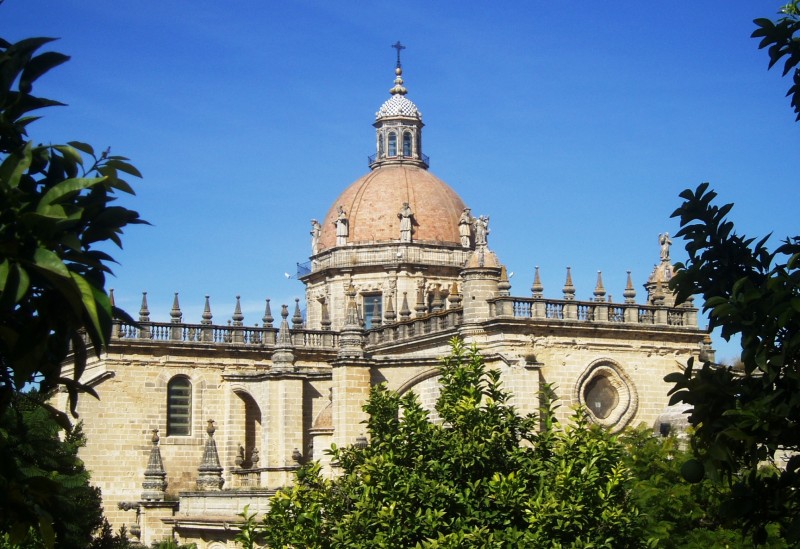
[
  {"x1": 638, "y1": 308, "x2": 655, "y2": 324},
  {"x1": 231, "y1": 469, "x2": 262, "y2": 488},
  {"x1": 512, "y1": 300, "x2": 532, "y2": 317},
  {"x1": 546, "y1": 302, "x2": 564, "y2": 319},
  {"x1": 368, "y1": 152, "x2": 430, "y2": 167},
  {"x1": 365, "y1": 308, "x2": 461, "y2": 347},
  {"x1": 112, "y1": 321, "x2": 338, "y2": 349},
  {"x1": 230, "y1": 465, "x2": 301, "y2": 490},
  {"x1": 608, "y1": 305, "x2": 625, "y2": 323},
  {"x1": 491, "y1": 297, "x2": 696, "y2": 327},
  {"x1": 668, "y1": 310, "x2": 686, "y2": 326},
  {"x1": 111, "y1": 295, "x2": 695, "y2": 354},
  {"x1": 577, "y1": 304, "x2": 595, "y2": 321}
]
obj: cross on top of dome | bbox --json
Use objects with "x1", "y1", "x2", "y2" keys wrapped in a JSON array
[
  {"x1": 389, "y1": 48, "x2": 408, "y2": 96},
  {"x1": 392, "y1": 41, "x2": 405, "y2": 69},
  {"x1": 377, "y1": 42, "x2": 420, "y2": 121}
]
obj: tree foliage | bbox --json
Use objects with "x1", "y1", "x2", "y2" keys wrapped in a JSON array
[
  {"x1": 0, "y1": 33, "x2": 144, "y2": 546},
  {"x1": 752, "y1": 1, "x2": 800, "y2": 120},
  {"x1": 666, "y1": 183, "x2": 800, "y2": 544},
  {"x1": 259, "y1": 339, "x2": 646, "y2": 548},
  {"x1": 0, "y1": 392, "x2": 103, "y2": 548},
  {"x1": 0, "y1": 35, "x2": 145, "y2": 421},
  {"x1": 621, "y1": 426, "x2": 788, "y2": 548}
]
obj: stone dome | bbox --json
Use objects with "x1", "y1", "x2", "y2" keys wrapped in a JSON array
[
  {"x1": 465, "y1": 247, "x2": 501, "y2": 269},
  {"x1": 318, "y1": 164, "x2": 467, "y2": 250}
]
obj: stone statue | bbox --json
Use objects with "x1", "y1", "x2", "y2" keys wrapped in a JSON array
[
  {"x1": 474, "y1": 215, "x2": 490, "y2": 247},
  {"x1": 235, "y1": 444, "x2": 245, "y2": 468},
  {"x1": 397, "y1": 202, "x2": 413, "y2": 242},
  {"x1": 459, "y1": 207, "x2": 473, "y2": 248},
  {"x1": 659, "y1": 232, "x2": 672, "y2": 262},
  {"x1": 334, "y1": 206, "x2": 348, "y2": 246},
  {"x1": 310, "y1": 219, "x2": 321, "y2": 255},
  {"x1": 250, "y1": 447, "x2": 260, "y2": 468}
]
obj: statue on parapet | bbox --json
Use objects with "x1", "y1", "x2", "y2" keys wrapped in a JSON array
[
  {"x1": 334, "y1": 206, "x2": 349, "y2": 246},
  {"x1": 398, "y1": 202, "x2": 414, "y2": 242},
  {"x1": 659, "y1": 232, "x2": 672, "y2": 263},
  {"x1": 474, "y1": 215, "x2": 490, "y2": 247},
  {"x1": 310, "y1": 219, "x2": 321, "y2": 255},
  {"x1": 459, "y1": 207, "x2": 473, "y2": 248}
]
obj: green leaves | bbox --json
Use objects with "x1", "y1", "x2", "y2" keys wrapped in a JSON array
[
  {"x1": 0, "y1": 33, "x2": 145, "y2": 548},
  {"x1": 752, "y1": 3, "x2": 800, "y2": 120},
  {"x1": 261, "y1": 340, "x2": 646, "y2": 548},
  {"x1": 0, "y1": 394, "x2": 104, "y2": 548},
  {"x1": 0, "y1": 38, "x2": 68, "y2": 153},
  {"x1": 0, "y1": 79, "x2": 145, "y2": 410},
  {"x1": 667, "y1": 184, "x2": 800, "y2": 543}
]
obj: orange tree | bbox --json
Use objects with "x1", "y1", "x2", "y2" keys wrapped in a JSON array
[
  {"x1": 258, "y1": 339, "x2": 645, "y2": 548},
  {"x1": 666, "y1": 183, "x2": 799, "y2": 544}
]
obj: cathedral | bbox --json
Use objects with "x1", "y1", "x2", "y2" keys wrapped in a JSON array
[{"x1": 62, "y1": 56, "x2": 712, "y2": 547}]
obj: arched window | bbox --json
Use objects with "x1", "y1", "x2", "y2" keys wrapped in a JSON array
[
  {"x1": 403, "y1": 132, "x2": 412, "y2": 156},
  {"x1": 378, "y1": 133, "x2": 384, "y2": 157},
  {"x1": 167, "y1": 376, "x2": 191, "y2": 436},
  {"x1": 388, "y1": 132, "x2": 397, "y2": 156}
]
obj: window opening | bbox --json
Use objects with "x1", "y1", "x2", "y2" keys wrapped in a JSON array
[
  {"x1": 167, "y1": 376, "x2": 191, "y2": 436},
  {"x1": 388, "y1": 133, "x2": 397, "y2": 156},
  {"x1": 583, "y1": 375, "x2": 619, "y2": 420},
  {"x1": 403, "y1": 132, "x2": 412, "y2": 156},
  {"x1": 362, "y1": 294, "x2": 383, "y2": 329}
]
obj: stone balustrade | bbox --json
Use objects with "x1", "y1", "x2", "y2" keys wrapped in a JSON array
[
  {"x1": 107, "y1": 294, "x2": 696, "y2": 355},
  {"x1": 112, "y1": 321, "x2": 339, "y2": 349},
  {"x1": 365, "y1": 308, "x2": 462, "y2": 347},
  {"x1": 490, "y1": 297, "x2": 697, "y2": 327},
  {"x1": 229, "y1": 466, "x2": 300, "y2": 490}
]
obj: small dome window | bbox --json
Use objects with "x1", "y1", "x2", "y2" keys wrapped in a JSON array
[
  {"x1": 403, "y1": 132, "x2": 412, "y2": 157},
  {"x1": 388, "y1": 132, "x2": 397, "y2": 157}
]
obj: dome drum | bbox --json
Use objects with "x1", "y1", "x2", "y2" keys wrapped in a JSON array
[{"x1": 300, "y1": 241, "x2": 472, "y2": 282}]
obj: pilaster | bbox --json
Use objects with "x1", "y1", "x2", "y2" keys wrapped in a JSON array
[
  {"x1": 263, "y1": 374, "x2": 304, "y2": 487},
  {"x1": 331, "y1": 357, "x2": 372, "y2": 450}
]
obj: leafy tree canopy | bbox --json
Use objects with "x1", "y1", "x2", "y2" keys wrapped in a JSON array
[
  {"x1": 752, "y1": 1, "x2": 800, "y2": 120},
  {"x1": 0, "y1": 35, "x2": 145, "y2": 422},
  {"x1": 258, "y1": 339, "x2": 646, "y2": 548},
  {"x1": 0, "y1": 32, "x2": 145, "y2": 546},
  {"x1": 666, "y1": 183, "x2": 800, "y2": 544},
  {"x1": 0, "y1": 392, "x2": 103, "y2": 548},
  {"x1": 621, "y1": 426, "x2": 788, "y2": 548}
]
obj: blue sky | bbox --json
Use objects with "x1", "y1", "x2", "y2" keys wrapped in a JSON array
[{"x1": 4, "y1": 1, "x2": 798, "y2": 362}]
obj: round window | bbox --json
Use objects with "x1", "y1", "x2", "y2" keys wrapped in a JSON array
[
  {"x1": 583, "y1": 375, "x2": 619, "y2": 420},
  {"x1": 575, "y1": 360, "x2": 638, "y2": 432}
]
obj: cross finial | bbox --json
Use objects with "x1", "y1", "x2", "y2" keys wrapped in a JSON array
[{"x1": 391, "y1": 41, "x2": 405, "y2": 68}]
